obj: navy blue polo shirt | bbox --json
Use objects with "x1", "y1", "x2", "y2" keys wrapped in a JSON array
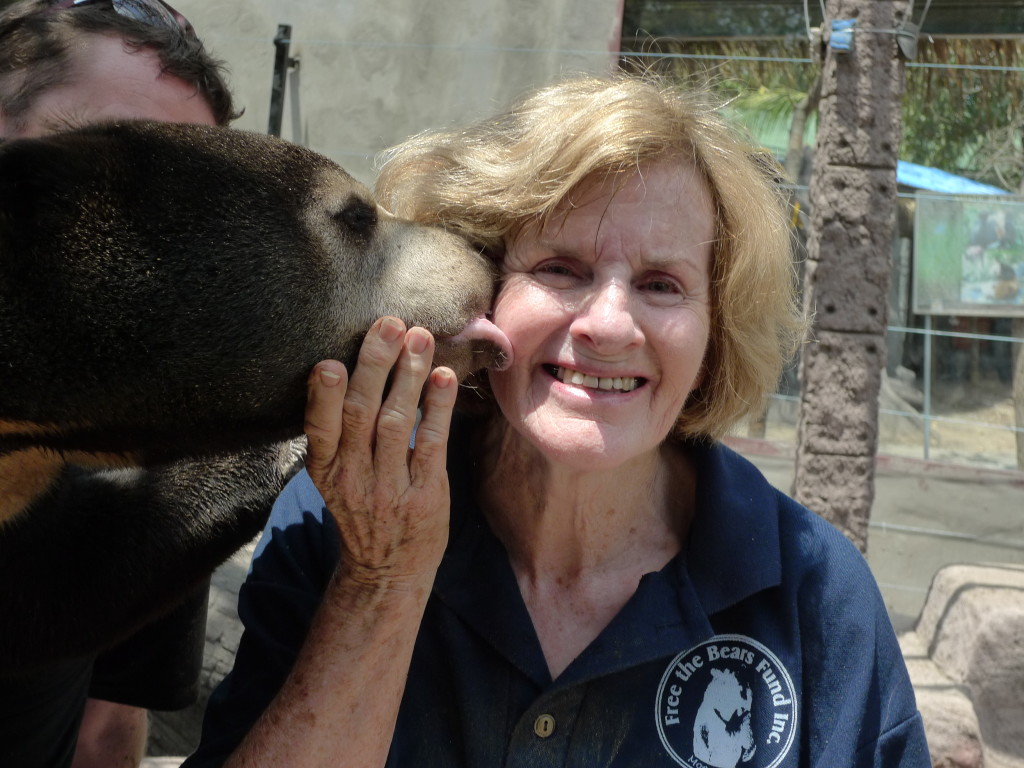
[{"x1": 186, "y1": 421, "x2": 929, "y2": 768}]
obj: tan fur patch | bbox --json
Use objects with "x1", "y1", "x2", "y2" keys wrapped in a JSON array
[
  {"x1": 0, "y1": 419, "x2": 58, "y2": 437},
  {"x1": 0, "y1": 449, "x2": 65, "y2": 525},
  {"x1": 0, "y1": 418, "x2": 142, "y2": 523}
]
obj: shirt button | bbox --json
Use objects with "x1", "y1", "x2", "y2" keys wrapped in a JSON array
[{"x1": 534, "y1": 713, "x2": 556, "y2": 738}]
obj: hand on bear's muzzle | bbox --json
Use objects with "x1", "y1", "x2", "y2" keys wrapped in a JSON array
[{"x1": 303, "y1": 318, "x2": 456, "y2": 583}]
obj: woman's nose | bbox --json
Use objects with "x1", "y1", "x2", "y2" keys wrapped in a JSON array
[{"x1": 569, "y1": 281, "x2": 644, "y2": 352}]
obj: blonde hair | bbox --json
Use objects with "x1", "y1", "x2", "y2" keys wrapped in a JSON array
[{"x1": 376, "y1": 73, "x2": 806, "y2": 441}]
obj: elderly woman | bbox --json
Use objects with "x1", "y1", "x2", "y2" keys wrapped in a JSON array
[{"x1": 186, "y1": 75, "x2": 929, "y2": 768}]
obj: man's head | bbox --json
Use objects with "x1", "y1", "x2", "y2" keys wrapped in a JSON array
[{"x1": 0, "y1": 0, "x2": 237, "y2": 137}]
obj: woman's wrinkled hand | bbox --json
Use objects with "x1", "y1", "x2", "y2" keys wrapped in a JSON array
[{"x1": 303, "y1": 316, "x2": 458, "y2": 587}]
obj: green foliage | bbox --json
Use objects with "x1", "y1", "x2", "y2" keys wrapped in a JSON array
[
  {"x1": 621, "y1": 36, "x2": 1024, "y2": 192},
  {"x1": 623, "y1": 39, "x2": 817, "y2": 94},
  {"x1": 902, "y1": 40, "x2": 1024, "y2": 192},
  {"x1": 724, "y1": 85, "x2": 813, "y2": 152},
  {"x1": 620, "y1": 39, "x2": 818, "y2": 157}
]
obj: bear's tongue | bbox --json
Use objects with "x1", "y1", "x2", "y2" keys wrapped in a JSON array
[{"x1": 449, "y1": 315, "x2": 513, "y2": 371}]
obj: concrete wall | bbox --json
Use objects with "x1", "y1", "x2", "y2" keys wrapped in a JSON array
[{"x1": 175, "y1": 0, "x2": 624, "y2": 185}]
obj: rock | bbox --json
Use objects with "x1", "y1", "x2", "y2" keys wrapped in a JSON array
[
  {"x1": 962, "y1": 602, "x2": 1024, "y2": 765},
  {"x1": 919, "y1": 691, "x2": 985, "y2": 768},
  {"x1": 879, "y1": 370, "x2": 926, "y2": 445},
  {"x1": 902, "y1": 629, "x2": 984, "y2": 768},
  {"x1": 905, "y1": 563, "x2": 1024, "y2": 768}
]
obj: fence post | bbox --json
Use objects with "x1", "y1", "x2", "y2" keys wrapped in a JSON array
[{"x1": 268, "y1": 24, "x2": 298, "y2": 137}]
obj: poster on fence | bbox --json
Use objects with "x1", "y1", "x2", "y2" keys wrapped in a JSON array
[{"x1": 912, "y1": 193, "x2": 1024, "y2": 317}]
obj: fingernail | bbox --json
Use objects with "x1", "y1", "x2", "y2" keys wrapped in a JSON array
[
  {"x1": 319, "y1": 368, "x2": 342, "y2": 386},
  {"x1": 408, "y1": 331, "x2": 429, "y2": 355},
  {"x1": 435, "y1": 368, "x2": 455, "y2": 388},
  {"x1": 380, "y1": 317, "x2": 404, "y2": 342}
]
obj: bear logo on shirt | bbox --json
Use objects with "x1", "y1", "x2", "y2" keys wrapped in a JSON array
[
  {"x1": 656, "y1": 635, "x2": 796, "y2": 768},
  {"x1": 692, "y1": 667, "x2": 756, "y2": 766}
]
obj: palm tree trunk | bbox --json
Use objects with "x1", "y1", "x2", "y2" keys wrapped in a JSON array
[{"x1": 792, "y1": 0, "x2": 907, "y2": 552}]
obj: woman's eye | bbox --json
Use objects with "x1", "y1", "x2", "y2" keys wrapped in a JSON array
[
  {"x1": 641, "y1": 276, "x2": 681, "y2": 294},
  {"x1": 532, "y1": 261, "x2": 581, "y2": 286},
  {"x1": 537, "y1": 262, "x2": 574, "y2": 276}
]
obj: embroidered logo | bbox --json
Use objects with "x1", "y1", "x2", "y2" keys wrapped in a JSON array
[{"x1": 655, "y1": 635, "x2": 797, "y2": 768}]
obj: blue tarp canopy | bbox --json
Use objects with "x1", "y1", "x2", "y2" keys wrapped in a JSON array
[{"x1": 897, "y1": 161, "x2": 1009, "y2": 196}]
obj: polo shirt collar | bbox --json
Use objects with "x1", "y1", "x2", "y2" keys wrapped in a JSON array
[
  {"x1": 684, "y1": 440, "x2": 784, "y2": 615},
  {"x1": 433, "y1": 427, "x2": 783, "y2": 687}
]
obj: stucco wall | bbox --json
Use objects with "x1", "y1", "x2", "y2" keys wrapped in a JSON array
[
  {"x1": 175, "y1": 0, "x2": 624, "y2": 184},
  {"x1": 145, "y1": 5, "x2": 621, "y2": 753}
]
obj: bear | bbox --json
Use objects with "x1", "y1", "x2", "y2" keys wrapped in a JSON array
[{"x1": 0, "y1": 121, "x2": 510, "y2": 671}]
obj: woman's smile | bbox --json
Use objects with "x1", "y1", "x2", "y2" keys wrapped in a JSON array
[{"x1": 545, "y1": 364, "x2": 644, "y2": 394}]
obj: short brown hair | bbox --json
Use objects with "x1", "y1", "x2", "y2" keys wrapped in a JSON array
[
  {"x1": 376, "y1": 73, "x2": 807, "y2": 441},
  {"x1": 0, "y1": 0, "x2": 237, "y2": 128}
]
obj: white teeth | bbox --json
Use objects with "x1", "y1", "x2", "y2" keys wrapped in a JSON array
[{"x1": 555, "y1": 366, "x2": 638, "y2": 392}]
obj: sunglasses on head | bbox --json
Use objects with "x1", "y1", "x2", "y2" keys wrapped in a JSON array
[{"x1": 48, "y1": 0, "x2": 195, "y2": 38}]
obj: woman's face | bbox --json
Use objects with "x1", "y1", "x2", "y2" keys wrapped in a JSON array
[{"x1": 488, "y1": 160, "x2": 715, "y2": 471}]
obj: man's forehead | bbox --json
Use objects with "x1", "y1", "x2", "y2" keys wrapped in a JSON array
[{"x1": 12, "y1": 33, "x2": 215, "y2": 136}]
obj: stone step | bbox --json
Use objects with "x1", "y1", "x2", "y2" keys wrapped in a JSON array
[{"x1": 900, "y1": 562, "x2": 1024, "y2": 768}]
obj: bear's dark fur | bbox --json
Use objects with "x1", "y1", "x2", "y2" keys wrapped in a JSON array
[{"x1": 0, "y1": 122, "x2": 504, "y2": 670}]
